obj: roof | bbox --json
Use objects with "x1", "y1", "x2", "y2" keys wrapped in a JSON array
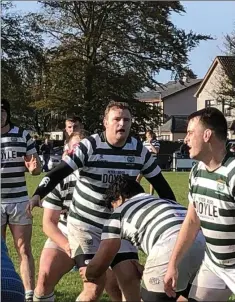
[
  {"x1": 136, "y1": 78, "x2": 202, "y2": 103},
  {"x1": 160, "y1": 115, "x2": 188, "y2": 133},
  {"x1": 195, "y1": 56, "x2": 235, "y2": 97}
]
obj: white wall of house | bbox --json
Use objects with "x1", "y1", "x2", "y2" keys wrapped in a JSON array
[
  {"x1": 159, "y1": 132, "x2": 186, "y2": 142},
  {"x1": 173, "y1": 132, "x2": 186, "y2": 141},
  {"x1": 163, "y1": 85, "x2": 200, "y2": 117},
  {"x1": 197, "y1": 62, "x2": 235, "y2": 115},
  {"x1": 49, "y1": 131, "x2": 64, "y2": 140}
]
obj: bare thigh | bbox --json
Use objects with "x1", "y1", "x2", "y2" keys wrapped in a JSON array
[{"x1": 9, "y1": 224, "x2": 32, "y2": 254}]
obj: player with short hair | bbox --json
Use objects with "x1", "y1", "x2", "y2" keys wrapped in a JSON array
[
  {"x1": 64, "y1": 116, "x2": 83, "y2": 152},
  {"x1": 1, "y1": 99, "x2": 41, "y2": 301},
  {"x1": 164, "y1": 107, "x2": 235, "y2": 301},
  {"x1": 29, "y1": 131, "x2": 86, "y2": 301},
  {"x1": 80, "y1": 175, "x2": 205, "y2": 302},
  {"x1": 29, "y1": 100, "x2": 176, "y2": 302}
]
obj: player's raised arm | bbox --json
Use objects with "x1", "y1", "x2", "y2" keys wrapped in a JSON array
[
  {"x1": 147, "y1": 172, "x2": 176, "y2": 201},
  {"x1": 32, "y1": 136, "x2": 94, "y2": 200}
]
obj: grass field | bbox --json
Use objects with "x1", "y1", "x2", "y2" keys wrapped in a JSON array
[{"x1": 5, "y1": 172, "x2": 234, "y2": 301}]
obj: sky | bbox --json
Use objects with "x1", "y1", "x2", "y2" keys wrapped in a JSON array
[{"x1": 12, "y1": 0, "x2": 235, "y2": 84}]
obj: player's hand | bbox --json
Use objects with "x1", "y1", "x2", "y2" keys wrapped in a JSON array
[
  {"x1": 79, "y1": 267, "x2": 88, "y2": 282},
  {"x1": 131, "y1": 260, "x2": 144, "y2": 279},
  {"x1": 62, "y1": 150, "x2": 68, "y2": 160},
  {"x1": 24, "y1": 154, "x2": 37, "y2": 173},
  {"x1": 26, "y1": 195, "x2": 41, "y2": 218},
  {"x1": 164, "y1": 265, "x2": 178, "y2": 298}
]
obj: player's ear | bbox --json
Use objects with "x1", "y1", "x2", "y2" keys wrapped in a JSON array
[{"x1": 103, "y1": 116, "x2": 107, "y2": 128}]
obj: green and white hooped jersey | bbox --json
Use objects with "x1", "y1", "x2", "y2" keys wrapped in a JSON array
[{"x1": 189, "y1": 153, "x2": 235, "y2": 268}]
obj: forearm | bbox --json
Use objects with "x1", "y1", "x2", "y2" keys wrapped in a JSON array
[
  {"x1": 148, "y1": 173, "x2": 176, "y2": 201},
  {"x1": 169, "y1": 217, "x2": 200, "y2": 268},
  {"x1": 86, "y1": 258, "x2": 109, "y2": 280},
  {"x1": 33, "y1": 161, "x2": 74, "y2": 199},
  {"x1": 43, "y1": 222, "x2": 68, "y2": 250}
]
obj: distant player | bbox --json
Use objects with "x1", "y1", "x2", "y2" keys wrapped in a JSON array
[{"x1": 137, "y1": 129, "x2": 160, "y2": 194}]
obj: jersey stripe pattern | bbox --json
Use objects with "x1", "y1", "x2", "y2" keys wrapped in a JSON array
[
  {"x1": 43, "y1": 174, "x2": 77, "y2": 235},
  {"x1": 1, "y1": 126, "x2": 36, "y2": 204},
  {"x1": 189, "y1": 153, "x2": 235, "y2": 268},
  {"x1": 143, "y1": 139, "x2": 160, "y2": 156},
  {"x1": 101, "y1": 193, "x2": 187, "y2": 255},
  {"x1": 64, "y1": 132, "x2": 161, "y2": 231}
]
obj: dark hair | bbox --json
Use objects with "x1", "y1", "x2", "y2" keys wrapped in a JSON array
[
  {"x1": 104, "y1": 175, "x2": 145, "y2": 210},
  {"x1": 188, "y1": 107, "x2": 227, "y2": 141},
  {"x1": 146, "y1": 129, "x2": 156, "y2": 139},
  {"x1": 66, "y1": 116, "x2": 82, "y2": 124}
]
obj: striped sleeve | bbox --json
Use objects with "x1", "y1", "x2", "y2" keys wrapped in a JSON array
[
  {"x1": 24, "y1": 130, "x2": 37, "y2": 155},
  {"x1": 228, "y1": 159, "x2": 235, "y2": 200},
  {"x1": 43, "y1": 182, "x2": 63, "y2": 211},
  {"x1": 151, "y1": 139, "x2": 160, "y2": 149},
  {"x1": 101, "y1": 212, "x2": 122, "y2": 240},
  {"x1": 63, "y1": 136, "x2": 95, "y2": 171},
  {"x1": 141, "y1": 147, "x2": 161, "y2": 178}
]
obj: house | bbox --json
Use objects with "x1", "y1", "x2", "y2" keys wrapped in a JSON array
[
  {"x1": 136, "y1": 77, "x2": 202, "y2": 140},
  {"x1": 159, "y1": 115, "x2": 188, "y2": 141},
  {"x1": 195, "y1": 55, "x2": 235, "y2": 139}
]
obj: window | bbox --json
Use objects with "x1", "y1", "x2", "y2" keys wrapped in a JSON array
[{"x1": 205, "y1": 100, "x2": 216, "y2": 108}]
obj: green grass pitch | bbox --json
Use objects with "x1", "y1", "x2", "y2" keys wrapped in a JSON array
[{"x1": 5, "y1": 172, "x2": 234, "y2": 301}]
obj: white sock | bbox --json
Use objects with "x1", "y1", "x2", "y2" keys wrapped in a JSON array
[
  {"x1": 33, "y1": 292, "x2": 55, "y2": 301},
  {"x1": 25, "y1": 290, "x2": 34, "y2": 301}
]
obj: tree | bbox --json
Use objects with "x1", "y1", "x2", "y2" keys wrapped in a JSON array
[
  {"x1": 1, "y1": 1, "x2": 46, "y2": 133},
  {"x1": 27, "y1": 1, "x2": 211, "y2": 132},
  {"x1": 213, "y1": 27, "x2": 235, "y2": 115}
]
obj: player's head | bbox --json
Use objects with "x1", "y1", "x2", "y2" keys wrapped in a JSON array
[
  {"x1": 185, "y1": 107, "x2": 227, "y2": 160},
  {"x1": 68, "y1": 129, "x2": 89, "y2": 150},
  {"x1": 146, "y1": 130, "x2": 155, "y2": 140},
  {"x1": 65, "y1": 116, "x2": 83, "y2": 136},
  {"x1": 103, "y1": 101, "x2": 132, "y2": 147},
  {"x1": 1, "y1": 99, "x2": 11, "y2": 128},
  {"x1": 104, "y1": 175, "x2": 145, "y2": 210}
]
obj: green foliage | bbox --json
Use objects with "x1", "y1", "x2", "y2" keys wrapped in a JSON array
[{"x1": 2, "y1": 1, "x2": 212, "y2": 133}]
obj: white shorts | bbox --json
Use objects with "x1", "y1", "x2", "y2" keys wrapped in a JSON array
[
  {"x1": 43, "y1": 223, "x2": 68, "y2": 253},
  {"x1": 142, "y1": 232, "x2": 205, "y2": 293},
  {"x1": 1, "y1": 202, "x2": 32, "y2": 226},
  {"x1": 189, "y1": 253, "x2": 234, "y2": 301},
  {"x1": 68, "y1": 221, "x2": 138, "y2": 268}
]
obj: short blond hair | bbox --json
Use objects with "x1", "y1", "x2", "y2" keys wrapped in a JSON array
[{"x1": 104, "y1": 101, "x2": 131, "y2": 118}]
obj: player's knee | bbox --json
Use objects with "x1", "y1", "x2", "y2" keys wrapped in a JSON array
[{"x1": 16, "y1": 242, "x2": 32, "y2": 259}]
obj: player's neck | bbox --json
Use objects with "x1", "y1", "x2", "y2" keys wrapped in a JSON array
[
  {"x1": 105, "y1": 133, "x2": 127, "y2": 148},
  {"x1": 1, "y1": 123, "x2": 10, "y2": 135},
  {"x1": 203, "y1": 147, "x2": 227, "y2": 172}
]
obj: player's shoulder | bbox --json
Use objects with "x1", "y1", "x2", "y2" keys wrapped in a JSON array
[
  {"x1": 189, "y1": 161, "x2": 201, "y2": 179},
  {"x1": 222, "y1": 152, "x2": 235, "y2": 177}
]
